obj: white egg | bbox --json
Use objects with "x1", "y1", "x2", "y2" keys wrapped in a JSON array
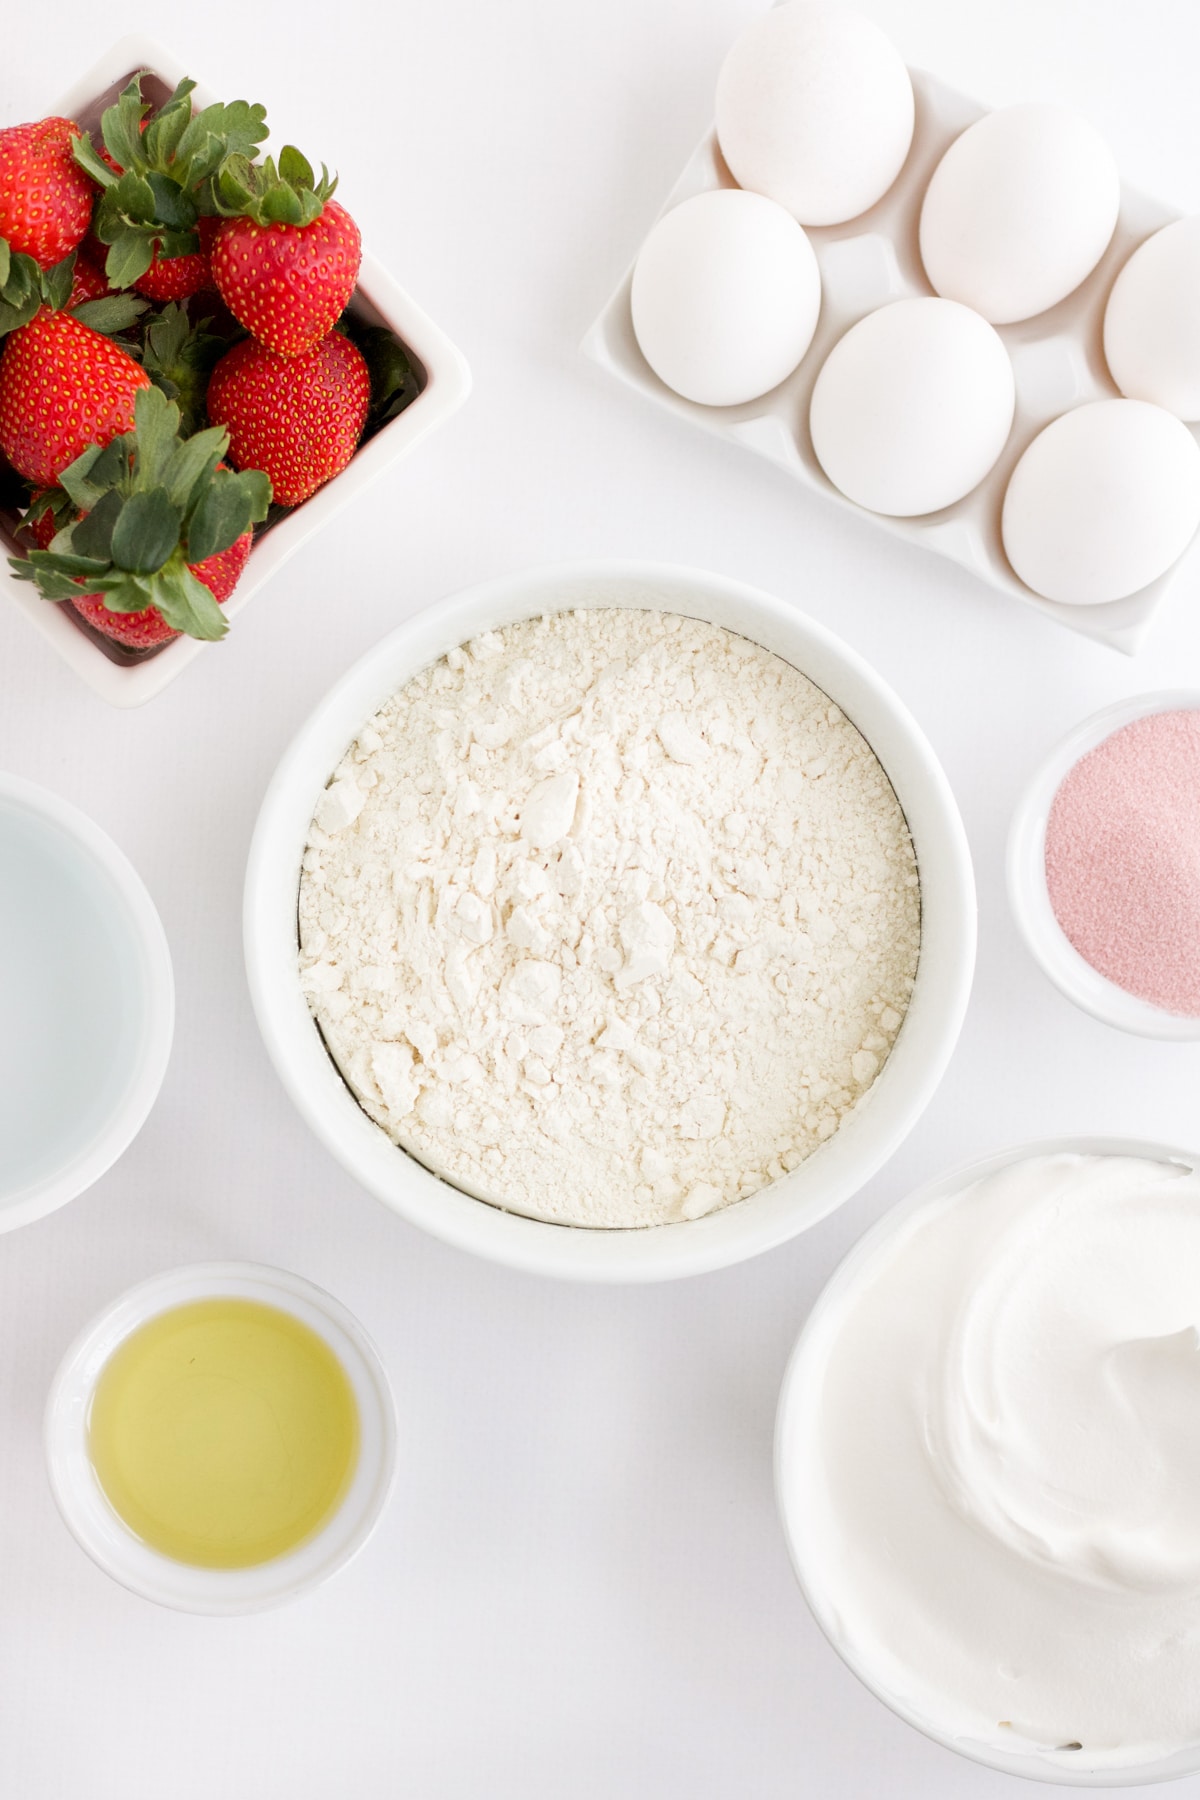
[
  {"x1": 919, "y1": 103, "x2": 1120, "y2": 324},
  {"x1": 1002, "y1": 400, "x2": 1200, "y2": 604},
  {"x1": 1104, "y1": 217, "x2": 1200, "y2": 421},
  {"x1": 630, "y1": 189, "x2": 821, "y2": 407},
  {"x1": 715, "y1": 0, "x2": 914, "y2": 227},
  {"x1": 808, "y1": 298, "x2": 1015, "y2": 516}
]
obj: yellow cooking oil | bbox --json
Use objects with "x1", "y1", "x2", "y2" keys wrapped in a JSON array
[{"x1": 87, "y1": 1298, "x2": 360, "y2": 1569}]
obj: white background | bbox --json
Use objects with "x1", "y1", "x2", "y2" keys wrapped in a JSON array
[{"x1": 3, "y1": 1, "x2": 1200, "y2": 1794}]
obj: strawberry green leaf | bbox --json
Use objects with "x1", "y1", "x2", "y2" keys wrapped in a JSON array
[
  {"x1": 211, "y1": 148, "x2": 333, "y2": 226},
  {"x1": 143, "y1": 300, "x2": 192, "y2": 367},
  {"x1": 90, "y1": 571, "x2": 157, "y2": 613},
  {"x1": 71, "y1": 133, "x2": 119, "y2": 190},
  {"x1": 0, "y1": 248, "x2": 42, "y2": 337},
  {"x1": 142, "y1": 84, "x2": 194, "y2": 168},
  {"x1": 91, "y1": 76, "x2": 267, "y2": 229},
  {"x1": 131, "y1": 386, "x2": 183, "y2": 486},
  {"x1": 104, "y1": 233, "x2": 156, "y2": 289},
  {"x1": 157, "y1": 228, "x2": 202, "y2": 259},
  {"x1": 215, "y1": 156, "x2": 257, "y2": 214},
  {"x1": 213, "y1": 101, "x2": 269, "y2": 160},
  {"x1": 173, "y1": 111, "x2": 216, "y2": 174},
  {"x1": 234, "y1": 466, "x2": 272, "y2": 517},
  {"x1": 351, "y1": 323, "x2": 423, "y2": 432},
  {"x1": 71, "y1": 293, "x2": 150, "y2": 335},
  {"x1": 145, "y1": 172, "x2": 197, "y2": 233},
  {"x1": 100, "y1": 81, "x2": 149, "y2": 176},
  {"x1": 0, "y1": 237, "x2": 9, "y2": 289},
  {"x1": 29, "y1": 547, "x2": 111, "y2": 578},
  {"x1": 162, "y1": 426, "x2": 226, "y2": 510},
  {"x1": 0, "y1": 290, "x2": 40, "y2": 339},
  {"x1": 41, "y1": 253, "x2": 77, "y2": 315},
  {"x1": 110, "y1": 487, "x2": 182, "y2": 573},
  {"x1": 59, "y1": 437, "x2": 128, "y2": 512},
  {"x1": 151, "y1": 558, "x2": 228, "y2": 639},
  {"x1": 71, "y1": 489, "x2": 125, "y2": 562},
  {"x1": 110, "y1": 78, "x2": 155, "y2": 158},
  {"x1": 58, "y1": 443, "x2": 112, "y2": 512},
  {"x1": 113, "y1": 172, "x2": 158, "y2": 226},
  {"x1": 140, "y1": 302, "x2": 227, "y2": 436},
  {"x1": 186, "y1": 466, "x2": 268, "y2": 563},
  {"x1": 8, "y1": 558, "x2": 81, "y2": 601},
  {"x1": 261, "y1": 184, "x2": 305, "y2": 226},
  {"x1": 0, "y1": 248, "x2": 38, "y2": 303},
  {"x1": 278, "y1": 145, "x2": 315, "y2": 190}
]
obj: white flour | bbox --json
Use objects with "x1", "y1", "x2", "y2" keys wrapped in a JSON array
[{"x1": 298, "y1": 610, "x2": 920, "y2": 1228}]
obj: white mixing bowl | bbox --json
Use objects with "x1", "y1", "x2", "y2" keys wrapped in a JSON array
[
  {"x1": 0, "y1": 774, "x2": 174, "y2": 1231},
  {"x1": 243, "y1": 562, "x2": 975, "y2": 1281},
  {"x1": 775, "y1": 1135, "x2": 1200, "y2": 1786}
]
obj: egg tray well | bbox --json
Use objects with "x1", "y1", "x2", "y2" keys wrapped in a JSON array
[
  {"x1": 583, "y1": 67, "x2": 1193, "y2": 655},
  {"x1": 0, "y1": 34, "x2": 470, "y2": 707}
]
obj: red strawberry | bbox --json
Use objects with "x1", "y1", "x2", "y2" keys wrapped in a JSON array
[
  {"x1": 211, "y1": 198, "x2": 361, "y2": 357},
  {"x1": 133, "y1": 216, "x2": 219, "y2": 303},
  {"x1": 95, "y1": 121, "x2": 213, "y2": 303},
  {"x1": 0, "y1": 118, "x2": 95, "y2": 269},
  {"x1": 10, "y1": 386, "x2": 271, "y2": 644},
  {"x1": 72, "y1": 531, "x2": 252, "y2": 648},
  {"x1": 76, "y1": 76, "x2": 268, "y2": 296},
  {"x1": 206, "y1": 328, "x2": 369, "y2": 505},
  {"x1": 67, "y1": 248, "x2": 113, "y2": 309},
  {"x1": 0, "y1": 307, "x2": 150, "y2": 486}
]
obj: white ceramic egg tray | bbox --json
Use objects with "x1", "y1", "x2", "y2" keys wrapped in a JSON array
[
  {"x1": 583, "y1": 68, "x2": 1192, "y2": 655},
  {"x1": 0, "y1": 36, "x2": 471, "y2": 707}
]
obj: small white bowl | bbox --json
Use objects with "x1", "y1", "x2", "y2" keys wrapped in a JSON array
[
  {"x1": 1007, "y1": 691, "x2": 1200, "y2": 1039},
  {"x1": 45, "y1": 1262, "x2": 397, "y2": 1614},
  {"x1": 244, "y1": 560, "x2": 976, "y2": 1283},
  {"x1": 0, "y1": 773, "x2": 174, "y2": 1231},
  {"x1": 775, "y1": 1135, "x2": 1200, "y2": 1788}
]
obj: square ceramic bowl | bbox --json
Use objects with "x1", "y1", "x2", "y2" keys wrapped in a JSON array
[
  {"x1": 244, "y1": 560, "x2": 977, "y2": 1283},
  {"x1": 0, "y1": 35, "x2": 471, "y2": 707},
  {"x1": 583, "y1": 66, "x2": 1192, "y2": 655}
]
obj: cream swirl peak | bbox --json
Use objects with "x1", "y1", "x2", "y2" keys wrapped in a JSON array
[{"x1": 787, "y1": 1151, "x2": 1200, "y2": 1770}]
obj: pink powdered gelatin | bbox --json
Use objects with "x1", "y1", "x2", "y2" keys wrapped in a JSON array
[{"x1": 1045, "y1": 708, "x2": 1200, "y2": 1017}]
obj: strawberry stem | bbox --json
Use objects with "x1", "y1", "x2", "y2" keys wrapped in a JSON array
[
  {"x1": 212, "y1": 149, "x2": 337, "y2": 228},
  {"x1": 74, "y1": 75, "x2": 269, "y2": 285},
  {"x1": 8, "y1": 384, "x2": 271, "y2": 639}
]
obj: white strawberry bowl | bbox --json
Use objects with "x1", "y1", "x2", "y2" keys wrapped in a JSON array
[{"x1": 0, "y1": 36, "x2": 471, "y2": 707}]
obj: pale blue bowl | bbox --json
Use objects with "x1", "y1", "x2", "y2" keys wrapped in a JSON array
[{"x1": 0, "y1": 775, "x2": 174, "y2": 1230}]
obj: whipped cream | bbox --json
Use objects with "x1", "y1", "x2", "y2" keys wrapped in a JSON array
[{"x1": 787, "y1": 1151, "x2": 1200, "y2": 1771}]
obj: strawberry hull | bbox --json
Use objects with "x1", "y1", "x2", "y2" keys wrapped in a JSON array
[{"x1": 0, "y1": 35, "x2": 471, "y2": 706}]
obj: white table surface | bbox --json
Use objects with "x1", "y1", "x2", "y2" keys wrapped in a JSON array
[{"x1": 3, "y1": 3, "x2": 1200, "y2": 1794}]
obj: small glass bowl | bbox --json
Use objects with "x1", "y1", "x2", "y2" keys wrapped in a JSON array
[
  {"x1": 1006, "y1": 690, "x2": 1200, "y2": 1041},
  {"x1": 45, "y1": 1262, "x2": 397, "y2": 1614}
]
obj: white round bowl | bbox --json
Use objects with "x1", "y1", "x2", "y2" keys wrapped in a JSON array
[
  {"x1": 244, "y1": 561, "x2": 976, "y2": 1282},
  {"x1": 1007, "y1": 691, "x2": 1200, "y2": 1039},
  {"x1": 776, "y1": 1135, "x2": 1200, "y2": 1787},
  {"x1": 0, "y1": 773, "x2": 175, "y2": 1231},
  {"x1": 45, "y1": 1262, "x2": 397, "y2": 1614}
]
